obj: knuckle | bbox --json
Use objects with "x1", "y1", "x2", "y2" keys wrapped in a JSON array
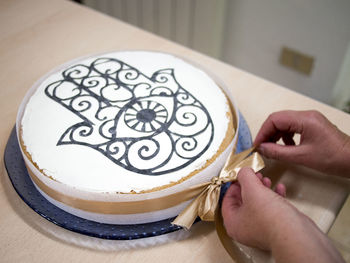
[
  {"x1": 267, "y1": 112, "x2": 280, "y2": 121},
  {"x1": 269, "y1": 149, "x2": 280, "y2": 160},
  {"x1": 305, "y1": 110, "x2": 328, "y2": 128},
  {"x1": 239, "y1": 167, "x2": 253, "y2": 174},
  {"x1": 306, "y1": 110, "x2": 323, "y2": 121},
  {"x1": 238, "y1": 167, "x2": 254, "y2": 179}
]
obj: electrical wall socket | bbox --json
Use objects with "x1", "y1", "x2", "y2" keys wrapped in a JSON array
[{"x1": 279, "y1": 47, "x2": 314, "y2": 75}]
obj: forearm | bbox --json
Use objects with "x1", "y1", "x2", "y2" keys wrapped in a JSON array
[{"x1": 270, "y1": 210, "x2": 344, "y2": 263}]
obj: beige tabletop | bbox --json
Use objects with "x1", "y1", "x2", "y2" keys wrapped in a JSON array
[{"x1": 1, "y1": 0, "x2": 350, "y2": 262}]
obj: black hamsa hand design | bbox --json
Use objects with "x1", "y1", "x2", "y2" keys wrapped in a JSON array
[{"x1": 45, "y1": 57, "x2": 214, "y2": 175}]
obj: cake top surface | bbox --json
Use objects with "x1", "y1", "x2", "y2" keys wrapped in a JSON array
[{"x1": 21, "y1": 51, "x2": 231, "y2": 193}]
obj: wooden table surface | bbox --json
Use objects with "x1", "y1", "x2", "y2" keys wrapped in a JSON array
[{"x1": 1, "y1": 0, "x2": 349, "y2": 262}]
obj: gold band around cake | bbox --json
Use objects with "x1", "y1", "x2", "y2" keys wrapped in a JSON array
[
  {"x1": 26, "y1": 147, "x2": 263, "y2": 216},
  {"x1": 27, "y1": 165, "x2": 205, "y2": 214}
]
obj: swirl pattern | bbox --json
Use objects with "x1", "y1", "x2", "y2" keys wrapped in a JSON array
[{"x1": 45, "y1": 57, "x2": 214, "y2": 175}]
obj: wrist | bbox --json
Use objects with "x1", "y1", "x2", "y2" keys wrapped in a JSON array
[
  {"x1": 331, "y1": 133, "x2": 350, "y2": 177},
  {"x1": 268, "y1": 209, "x2": 344, "y2": 263},
  {"x1": 267, "y1": 204, "x2": 304, "y2": 250},
  {"x1": 249, "y1": 197, "x2": 301, "y2": 250}
]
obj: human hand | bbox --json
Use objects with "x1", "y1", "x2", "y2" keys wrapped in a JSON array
[
  {"x1": 221, "y1": 168, "x2": 345, "y2": 263},
  {"x1": 221, "y1": 167, "x2": 288, "y2": 250},
  {"x1": 254, "y1": 110, "x2": 350, "y2": 177}
]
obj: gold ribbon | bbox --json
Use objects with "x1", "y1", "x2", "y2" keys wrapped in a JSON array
[
  {"x1": 27, "y1": 146, "x2": 263, "y2": 220},
  {"x1": 172, "y1": 147, "x2": 264, "y2": 229},
  {"x1": 27, "y1": 166, "x2": 207, "y2": 214}
]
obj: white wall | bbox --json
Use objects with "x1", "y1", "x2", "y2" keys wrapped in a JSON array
[
  {"x1": 83, "y1": 0, "x2": 227, "y2": 59},
  {"x1": 222, "y1": 0, "x2": 350, "y2": 104},
  {"x1": 333, "y1": 42, "x2": 350, "y2": 111}
]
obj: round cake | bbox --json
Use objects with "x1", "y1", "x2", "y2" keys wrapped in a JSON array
[{"x1": 17, "y1": 51, "x2": 238, "y2": 224}]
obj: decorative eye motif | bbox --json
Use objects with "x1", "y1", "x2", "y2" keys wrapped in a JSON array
[
  {"x1": 124, "y1": 100, "x2": 168, "y2": 132},
  {"x1": 45, "y1": 56, "x2": 214, "y2": 175}
]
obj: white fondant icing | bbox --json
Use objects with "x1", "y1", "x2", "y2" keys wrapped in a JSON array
[{"x1": 21, "y1": 51, "x2": 231, "y2": 193}]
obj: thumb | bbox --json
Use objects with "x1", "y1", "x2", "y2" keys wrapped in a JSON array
[
  {"x1": 258, "y1": 142, "x2": 306, "y2": 164},
  {"x1": 221, "y1": 182, "x2": 242, "y2": 222},
  {"x1": 237, "y1": 167, "x2": 263, "y2": 201}
]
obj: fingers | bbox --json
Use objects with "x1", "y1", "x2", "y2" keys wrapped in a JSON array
[
  {"x1": 223, "y1": 169, "x2": 264, "y2": 212},
  {"x1": 275, "y1": 183, "x2": 287, "y2": 197},
  {"x1": 256, "y1": 172, "x2": 271, "y2": 187},
  {"x1": 224, "y1": 168, "x2": 287, "y2": 212},
  {"x1": 258, "y1": 142, "x2": 306, "y2": 164},
  {"x1": 282, "y1": 133, "x2": 296, "y2": 146},
  {"x1": 254, "y1": 111, "x2": 304, "y2": 146},
  {"x1": 262, "y1": 177, "x2": 272, "y2": 188},
  {"x1": 238, "y1": 169, "x2": 286, "y2": 198},
  {"x1": 237, "y1": 168, "x2": 264, "y2": 201},
  {"x1": 222, "y1": 183, "x2": 242, "y2": 222},
  {"x1": 224, "y1": 183, "x2": 242, "y2": 208},
  {"x1": 256, "y1": 172, "x2": 263, "y2": 180},
  {"x1": 256, "y1": 172, "x2": 285, "y2": 196},
  {"x1": 237, "y1": 168, "x2": 263, "y2": 188}
]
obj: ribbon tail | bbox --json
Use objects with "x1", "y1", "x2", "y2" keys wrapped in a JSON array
[
  {"x1": 172, "y1": 190, "x2": 207, "y2": 230},
  {"x1": 198, "y1": 185, "x2": 221, "y2": 221},
  {"x1": 220, "y1": 150, "x2": 265, "y2": 180},
  {"x1": 233, "y1": 151, "x2": 265, "y2": 174}
]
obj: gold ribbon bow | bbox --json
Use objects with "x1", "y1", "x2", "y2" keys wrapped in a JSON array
[
  {"x1": 172, "y1": 147, "x2": 265, "y2": 229},
  {"x1": 172, "y1": 147, "x2": 265, "y2": 262}
]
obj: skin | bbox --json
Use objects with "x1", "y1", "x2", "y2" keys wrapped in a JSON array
[
  {"x1": 222, "y1": 168, "x2": 345, "y2": 263},
  {"x1": 222, "y1": 110, "x2": 349, "y2": 262},
  {"x1": 254, "y1": 110, "x2": 350, "y2": 177}
]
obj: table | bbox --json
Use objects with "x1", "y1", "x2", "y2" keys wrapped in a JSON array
[{"x1": 1, "y1": 0, "x2": 349, "y2": 262}]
